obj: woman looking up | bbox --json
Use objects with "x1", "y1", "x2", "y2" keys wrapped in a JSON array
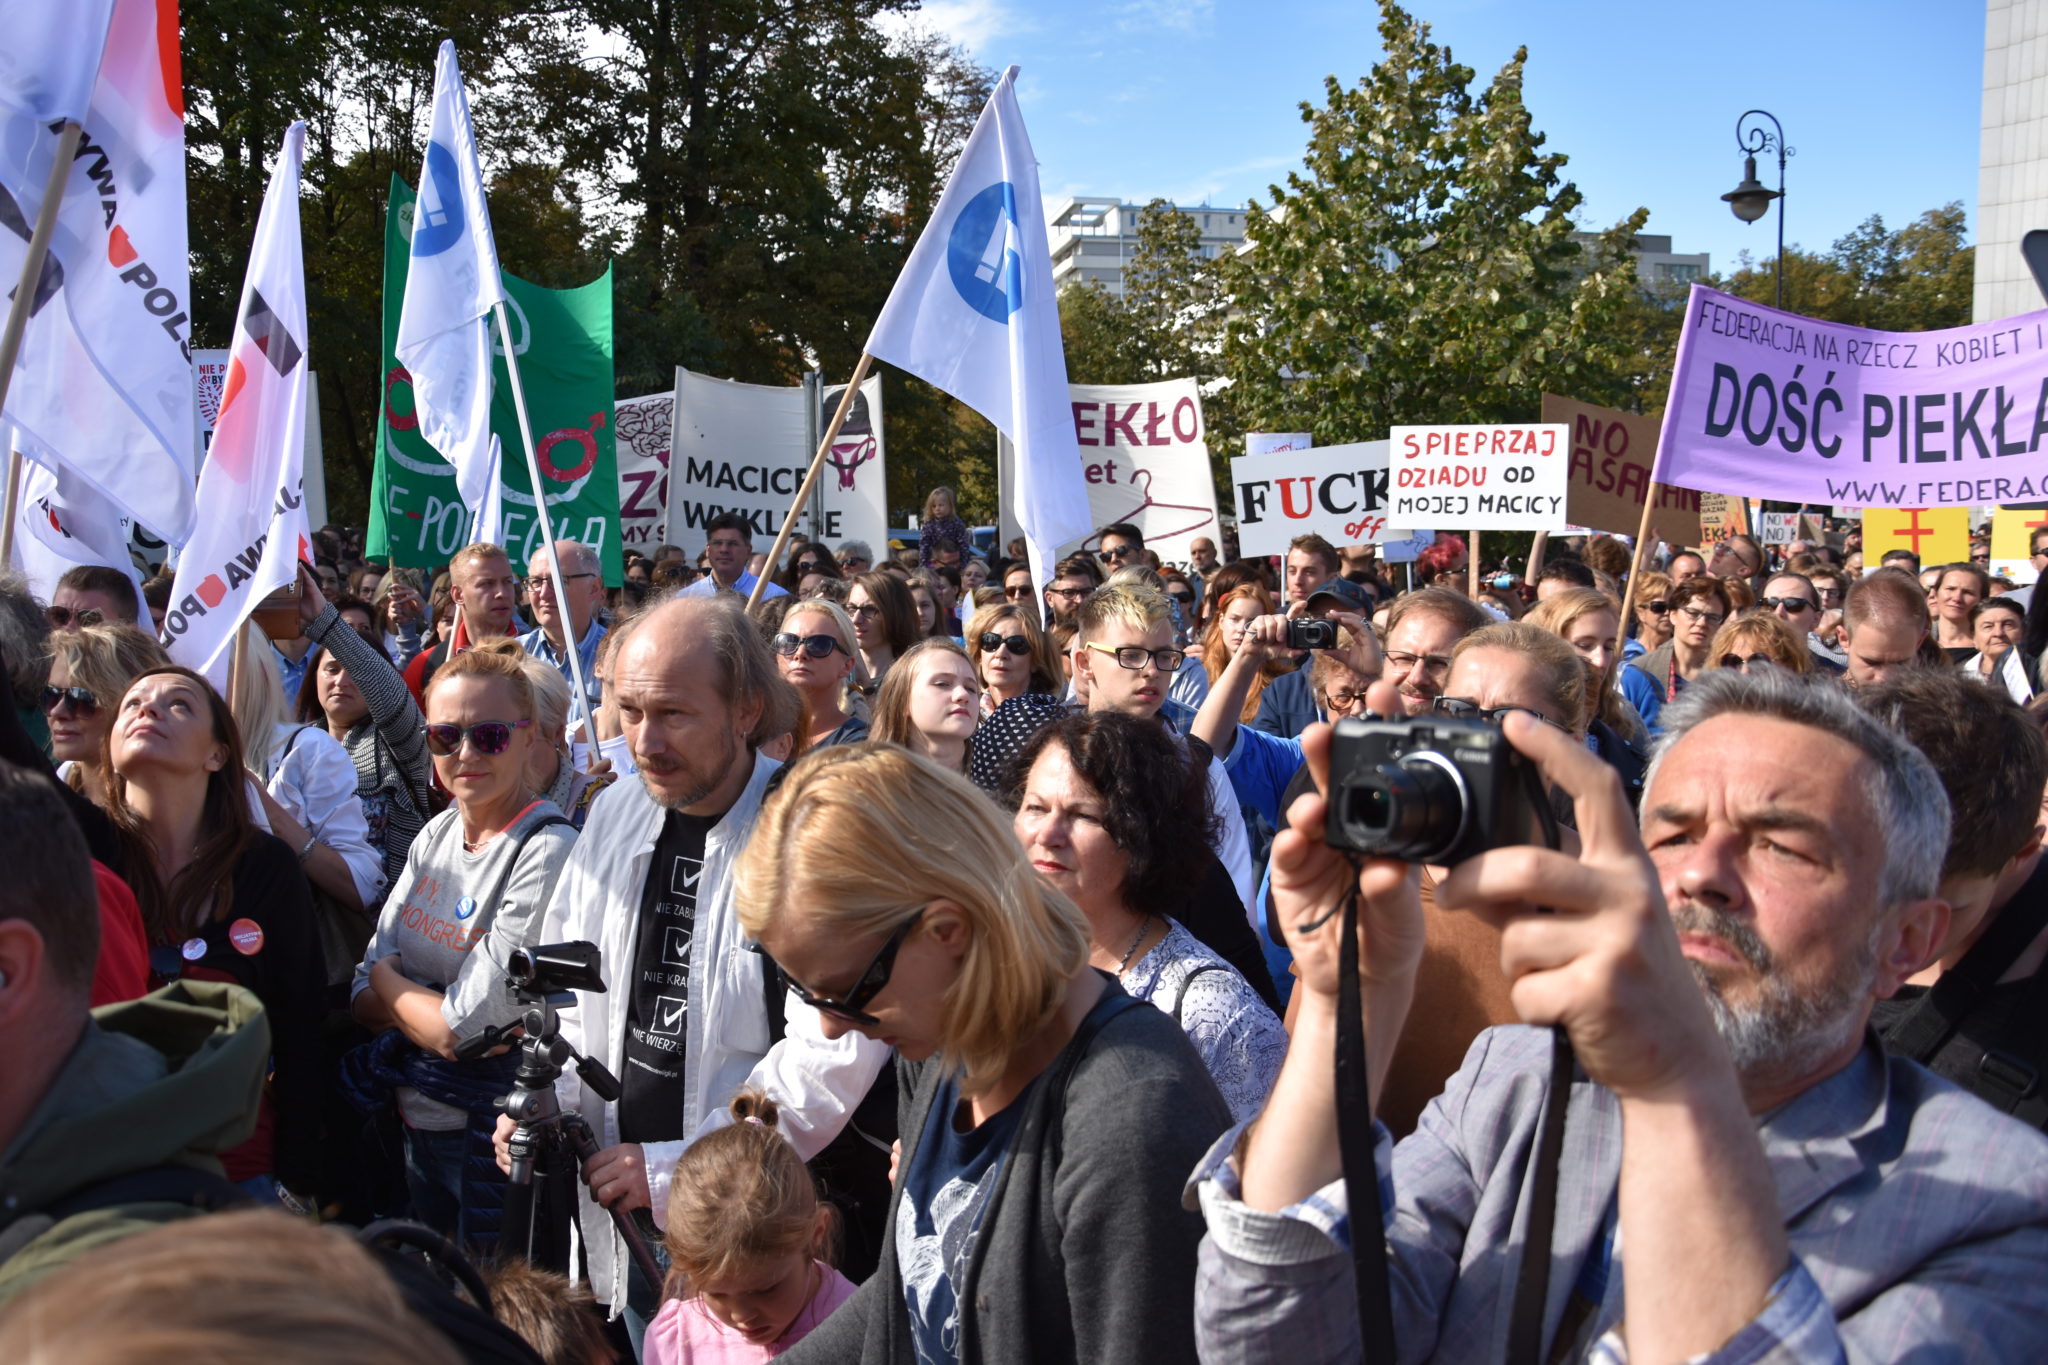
[
  {"x1": 111, "y1": 666, "x2": 326, "y2": 1206},
  {"x1": 774, "y1": 600, "x2": 871, "y2": 750},
  {"x1": 845, "y1": 571, "x2": 919, "y2": 687},
  {"x1": 1006, "y1": 712, "x2": 1285, "y2": 1122},
  {"x1": 869, "y1": 637, "x2": 981, "y2": 777},
  {"x1": 737, "y1": 744, "x2": 1230, "y2": 1364}
]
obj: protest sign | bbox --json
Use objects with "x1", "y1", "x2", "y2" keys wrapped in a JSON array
[
  {"x1": 1863, "y1": 507, "x2": 1968, "y2": 567},
  {"x1": 1231, "y1": 440, "x2": 1393, "y2": 558},
  {"x1": 1245, "y1": 432, "x2": 1312, "y2": 457},
  {"x1": 1389, "y1": 423, "x2": 1568, "y2": 531},
  {"x1": 367, "y1": 177, "x2": 621, "y2": 582},
  {"x1": 1657, "y1": 284, "x2": 2048, "y2": 510},
  {"x1": 614, "y1": 391, "x2": 674, "y2": 549},
  {"x1": 1697, "y1": 493, "x2": 1748, "y2": 547},
  {"x1": 1066, "y1": 379, "x2": 1219, "y2": 566},
  {"x1": 195, "y1": 349, "x2": 230, "y2": 452},
  {"x1": 1757, "y1": 511, "x2": 1801, "y2": 546},
  {"x1": 1990, "y1": 507, "x2": 2045, "y2": 583},
  {"x1": 665, "y1": 369, "x2": 886, "y2": 556},
  {"x1": 1541, "y1": 394, "x2": 1701, "y2": 543}
]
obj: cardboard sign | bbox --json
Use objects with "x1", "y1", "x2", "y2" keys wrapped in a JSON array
[
  {"x1": 1231, "y1": 440, "x2": 1395, "y2": 557},
  {"x1": 614, "y1": 391, "x2": 674, "y2": 549},
  {"x1": 1697, "y1": 493, "x2": 1749, "y2": 547},
  {"x1": 1389, "y1": 423, "x2": 1568, "y2": 531},
  {"x1": 1540, "y1": 394, "x2": 1701, "y2": 544},
  {"x1": 1066, "y1": 379, "x2": 1220, "y2": 566},
  {"x1": 1757, "y1": 511, "x2": 1801, "y2": 545},
  {"x1": 1862, "y1": 507, "x2": 1969, "y2": 566},
  {"x1": 1990, "y1": 506, "x2": 2048, "y2": 583},
  {"x1": 1245, "y1": 432, "x2": 1312, "y2": 457}
]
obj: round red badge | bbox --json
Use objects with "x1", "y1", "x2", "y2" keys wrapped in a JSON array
[{"x1": 228, "y1": 917, "x2": 265, "y2": 956}]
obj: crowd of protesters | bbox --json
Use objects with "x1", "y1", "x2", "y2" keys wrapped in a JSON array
[{"x1": 2, "y1": 502, "x2": 2046, "y2": 1363}]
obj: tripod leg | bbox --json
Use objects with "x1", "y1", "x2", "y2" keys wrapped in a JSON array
[{"x1": 559, "y1": 1113, "x2": 665, "y2": 1292}]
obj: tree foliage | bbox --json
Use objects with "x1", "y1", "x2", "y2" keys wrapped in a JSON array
[
  {"x1": 1217, "y1": 2, "x2": 1650, "y2": 445},
  {"x1": 1722, "y1": 202, "x2": 1974, "y2": 332},
  {"x1": 1059, "y1": 200, "x2": 1227, "y2": 389}
]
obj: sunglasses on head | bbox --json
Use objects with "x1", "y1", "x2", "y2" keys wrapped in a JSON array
[
  {"x1": 772, "y1": 632, "x2": 844, "y2": 660},
  {"x1": 776, "y1": 907, "x2": 925, "y2": 1026},
  {"x1": 423, "y1": 719, "x2": 532, "y2": 757},
  {"x1": 978, "y1": 632, "x2": 1032, "y2": 657},
  {"x1": 41, "y1": 684, "x2": 98, "y2": 716},
  {"x1": 46, "y1": 605, "x2": 103, "y2": 629}
]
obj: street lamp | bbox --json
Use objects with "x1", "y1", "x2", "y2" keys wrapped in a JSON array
[{"x1": 1721, "y1": 109, "x2": 1791, "y2": 309}]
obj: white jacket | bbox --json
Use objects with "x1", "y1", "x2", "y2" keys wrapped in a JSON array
[{"x1": 535, "y1": 751, "x2": 891, "y2": 1307}]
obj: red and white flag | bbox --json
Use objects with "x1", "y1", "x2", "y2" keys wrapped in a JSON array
[
  {"x1": 0, "y1": 0, "x2": 197, "y2": 546},
  {"x1": 163, "y1": 123, "x2": 308, "y2": 682},
  {"x1": 7, "y1": 426, "x2": 146, "y2": 621}
]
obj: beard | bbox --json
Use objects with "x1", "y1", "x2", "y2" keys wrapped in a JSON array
[
  {"x1": 1671, "y1": 900, "x2": 1878, "y2": 1087},
  {"x1": 637, "y1": 725, "x2": 742, "y2": 811}
]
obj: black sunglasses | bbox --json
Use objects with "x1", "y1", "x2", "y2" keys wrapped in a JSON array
[
  {"x1": 772, "y1": 632, "x2": 844, "y2": 660},
  {"x1": 46, "y1": 605, "x2": 104, "y2": 629},
  {"x1": 42, "y1": 684, "x2": 98, "y2": 716},
  {"x1": 1099, "y1": 545, "x2": 1137, "y2": 561},
  {"x1": 978, "y1": 632, "x2": 1032, "y2": 657},
  {"x1": 1642, "y1": 599, "x2": 1670, "y2": 614},
  {"x1": 1761, "y1": 595, "x2": 1816, "y2": 613},
  {"x1": 777, "y1": 907, "x2": 925, "y2": 1026},
  {"x1": 423, "y1": 719, "x2": 532, "y2": 757}
]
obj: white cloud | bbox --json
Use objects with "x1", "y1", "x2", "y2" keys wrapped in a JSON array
[{"x1": 878, "y1": 0, "x2": 1030, "y2": 55}]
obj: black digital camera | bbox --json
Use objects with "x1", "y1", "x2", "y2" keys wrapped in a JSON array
[
  {"x1": 1324, "y1": 714, "x2": 1542, "y2": 865},
  {"x1": 1287, "y1": 617, "x2": 1338, "y2": 651}
]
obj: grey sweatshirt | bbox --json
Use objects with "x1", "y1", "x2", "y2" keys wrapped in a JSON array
[{"x1": 352, "y1": 799, "x2": 577, "y2": 1127}]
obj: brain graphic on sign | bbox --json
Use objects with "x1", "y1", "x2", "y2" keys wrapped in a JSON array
[
  {"x1": 947, "y1": 182, "x2": 1023, "y2": 324},
  {"x1": 828, "y1": 390, "x2": 878, "y2": 491}
]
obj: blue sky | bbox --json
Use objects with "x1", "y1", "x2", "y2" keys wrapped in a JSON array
[{"x1": 906, "y1": 0, "x2": 1987, "y2": 274}]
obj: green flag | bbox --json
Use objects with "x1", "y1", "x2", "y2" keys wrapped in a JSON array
[{"x1": 368, "y1": 176, "x2": 622, "y2": 584}]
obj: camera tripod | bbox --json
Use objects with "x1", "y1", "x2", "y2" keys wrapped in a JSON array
[{"x1": 456, "y1": 942, "x2": 663, "y2": 1289}]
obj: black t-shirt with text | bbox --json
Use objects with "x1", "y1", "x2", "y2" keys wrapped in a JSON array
[{"x1": 618, "y1": 808, "x2": 719, "y2": 1143}]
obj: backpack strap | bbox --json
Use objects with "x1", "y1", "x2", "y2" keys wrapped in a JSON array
[
  {"x1": 1884, "y1": 871, "x2": 2048, "y2": 1064},
  {"x1": 468, "y1": 812, "x2": 572, "y2": 920},
  {"x1": 1172, "y1": 964, "x2": 1228, "y2": 1026}
]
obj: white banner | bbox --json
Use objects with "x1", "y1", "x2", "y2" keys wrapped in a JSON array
[
  {"x1": 665, "y1": 368, "x2": 888, "y2": 556},
  {"x1": 614, "y1": 390, "x2": 673, "y2": 549},
  {"x1": 1230, "y1": 440, "x2": 1394, "y2": 558},
  {"x1": 1389, "y1": 423, "x2": 1569, "y2": 531},
  {"x1": 1245, "y1": 432, "x2": 1312, "y2": 457}
]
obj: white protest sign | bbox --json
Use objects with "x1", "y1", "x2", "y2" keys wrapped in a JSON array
[
  {"x1": 1230, "y1": 440, "x2": 1393, "y2": 558},
  {"x1": 614, "y1": 390, "x2": 674, "y2": 549},
  {"x1": 1757, "y1": 511, "x2": 1801, "y2": 545},
  {"x1": 820, "y1": 375, "x2": 888, "y2": 558},
  {"x1": 1389, "y1": 423, "x2": 1568, "y2": 531},
  {"x1": 1245, "y1": 432, "x2": 1312, "y2": 457},
  {"x1": 1378, "y1": 529, "x2": 1434, "y2": 564}
]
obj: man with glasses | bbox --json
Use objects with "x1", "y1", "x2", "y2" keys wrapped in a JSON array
[
  {"x1": 1043, "y1": 555, "x2": 1101, "y2": 628},
  {"x1": 835, "y1": 540, "x2": 873, "y2": 575},
  {"x1": 1761, "y1": 570, "x2": 1842, "y2": 675},
  {"x1": 680, "y1": 512, "x2": 786, "y2": 601},
  {"x1": 49, "y1": 565, "x2": 140, "y2": 633},
  {"x1": 519, "y1": 539, "x2": 609, "y2": 716},
  {"x1": 1377, "y1": 587, "x2": 1493, "y2": 718},
  {"x1": 1097, "y1": 522, "x2": 1145, "y2": 574},
  {"x1": 1707, "y1": 533, "x2": 1764, "y2": 587},
  {"x1": 1001, "y1": 561, "x2": 1041, "y2": 624},
  {"x1": 403, "y1": 542, "x2": 524, "y2": 705},
  {"x1": 513, "y1": 597, "x2": 888, "y2": 1334}
]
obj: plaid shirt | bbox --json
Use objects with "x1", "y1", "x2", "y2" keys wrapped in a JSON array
[{"x1": 1191, "y1": 1025, "x2": 2048, "y2": 1363}]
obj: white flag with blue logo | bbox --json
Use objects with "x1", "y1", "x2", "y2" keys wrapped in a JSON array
[
  {"x1": 866, "y1": 66, "x2": 1089, "y2": 587},
  {"x1": 394, "y1": 40, "x2": 505, "y2": 516}
]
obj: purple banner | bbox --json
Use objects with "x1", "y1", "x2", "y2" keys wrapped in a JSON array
[{"x1": 1654, "y1": 284, "x2": 2048, "y2": 508}]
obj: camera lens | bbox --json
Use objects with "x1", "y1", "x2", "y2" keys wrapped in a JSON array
[{"x1": 1344, "y1": 754, "x2": 1469, "y2": 861}]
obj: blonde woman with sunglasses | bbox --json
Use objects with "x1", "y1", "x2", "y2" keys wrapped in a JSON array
[{"x1": 773, "y1": 599, "x2": 871, "y2": 750}]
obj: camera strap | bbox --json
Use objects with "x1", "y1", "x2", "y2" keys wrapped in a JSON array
[{"x1": 1337, "y1": 888, "x2": 1398, "y2": 1362}]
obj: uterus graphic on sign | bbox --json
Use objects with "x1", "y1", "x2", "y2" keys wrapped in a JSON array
[{"x1": 827, "y1": 390, "x2": 878, "y2": 491}]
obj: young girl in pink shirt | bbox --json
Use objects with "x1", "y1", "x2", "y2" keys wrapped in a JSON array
[{"x1": 644, "y1": 1091, "x2": 856, "y2": 1363}]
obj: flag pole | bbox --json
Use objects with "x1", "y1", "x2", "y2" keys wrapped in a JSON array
[
  {"x1": 0, "y1": 121, "x2": 86, "y2": 566},
  {"x1": 226, "y1": 622, "x2": 249, "y2": 720},
  {"x1": 748, "y1": 353, "x2": 875, "y2": 610},
  {"x1": 492, "y1": 300, "x2": 597, "y2": 768},
  {"x1": 1608, "y1": 482, "x2": 1665, "y2": 706}
]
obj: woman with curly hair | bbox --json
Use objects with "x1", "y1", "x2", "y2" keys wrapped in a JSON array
[{"x1": 1004, "y1": 711, "x2": 1285, "y2": 1122}]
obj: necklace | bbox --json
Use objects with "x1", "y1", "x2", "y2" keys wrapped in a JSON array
[{"x1": 1116, "y1": 914, "x2": 1154, "y2": 973}]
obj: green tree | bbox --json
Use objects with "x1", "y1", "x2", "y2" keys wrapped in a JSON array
[
  {"x1": 1218, "y1": 1, "x2": 1650, "y2": 446},
  {"x1": 1722, "y1": 202, "x2": 1974, "y2": 332},
  {"x1": 1059, "y1": 200, "x2": 1227, "y2": 388}
]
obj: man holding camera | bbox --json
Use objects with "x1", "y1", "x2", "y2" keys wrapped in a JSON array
[{"x1": 1194, "y1": 669, "x2": 2048, "y2": 1361}]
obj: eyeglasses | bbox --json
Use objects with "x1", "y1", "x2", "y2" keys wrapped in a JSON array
[
  {"x1": 1642, "y1": 599, "x2": 1671, "y2": 615},
  {"x1": 1385, "y1": 650, "x2": 1453, "y2": 678},
  {"x1": 1045, "y1": 585, "x2": 1088, "y2": 601},
  {"x1": 1324, "y1": 689, "x2": 1368, "y2": 710},
  {"x1": 1719, "y1": 653, "x2": 1779, "y2": 672},
  {"x1": 1762, "y1": 596, "x2": 1816, "y2": 614},
  {"x1": 848, "y1": 603, "x2": 882, "y2": 619},
  {"x1": 1431, "y1": 696, "x2": 1565, "y2": 730},
  {"x1": 1003, "y1": 585, "x2": 1035, "y2": 600},
  {"x1": 46, "y1": 605, "x2": 104, "y2": 629},
  {"x1": 423, "y1": 719, "x2": 533, "y2": 757},
  {"x1": 521, "y1": 572, "x2": 598, "y2": 597},
  {"x1": 979, "y1": 632, "x2": 1032, "y2": 657},
  {"x1": 1676, "y1": 606, "x2": 1726, "y2": 626},
  {"x1": 772, "y1": 632, "x2": 844, "y2": 659},
  {"x1": 41, "y1": 684, "x2": 98, "y2": 716},
  {"x1": 776, "y1": 908, "x2": 925, "y2": 1027},
  {"x1": 1099, "y1": 545, "x2": 1137, "y2": 561},
  {"x1": 1082, "y1": 641, "x2": 1186, "y2": 673}
]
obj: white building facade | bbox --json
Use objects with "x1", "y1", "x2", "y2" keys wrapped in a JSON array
[{"x1": 1977, "y1": 0, "x2": 2048, "y2": 321}]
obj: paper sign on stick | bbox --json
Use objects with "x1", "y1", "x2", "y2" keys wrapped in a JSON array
[
  {"x1": 1991, "y1": 507, "x2": 2048, "y2": 583},
  {"x1": 1757, "y1": 512, "x2": 1801, "y2": 546},
  {"x1": 1389, "y1": 423, "x2": 1568, "y2": 531},
  {"x1": 1541, "y1": 394, "x2": 1700, "y2": 544},
  {"x1": 1697, "y1": 493, "x2": 1748, "y2": 547},
  {"x1": 1862, "y1": 508, "x2": 1968, "y2": 567},
  {"x1": 1231, "y1": 441, "x2": 1394, "y2": 557}
]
